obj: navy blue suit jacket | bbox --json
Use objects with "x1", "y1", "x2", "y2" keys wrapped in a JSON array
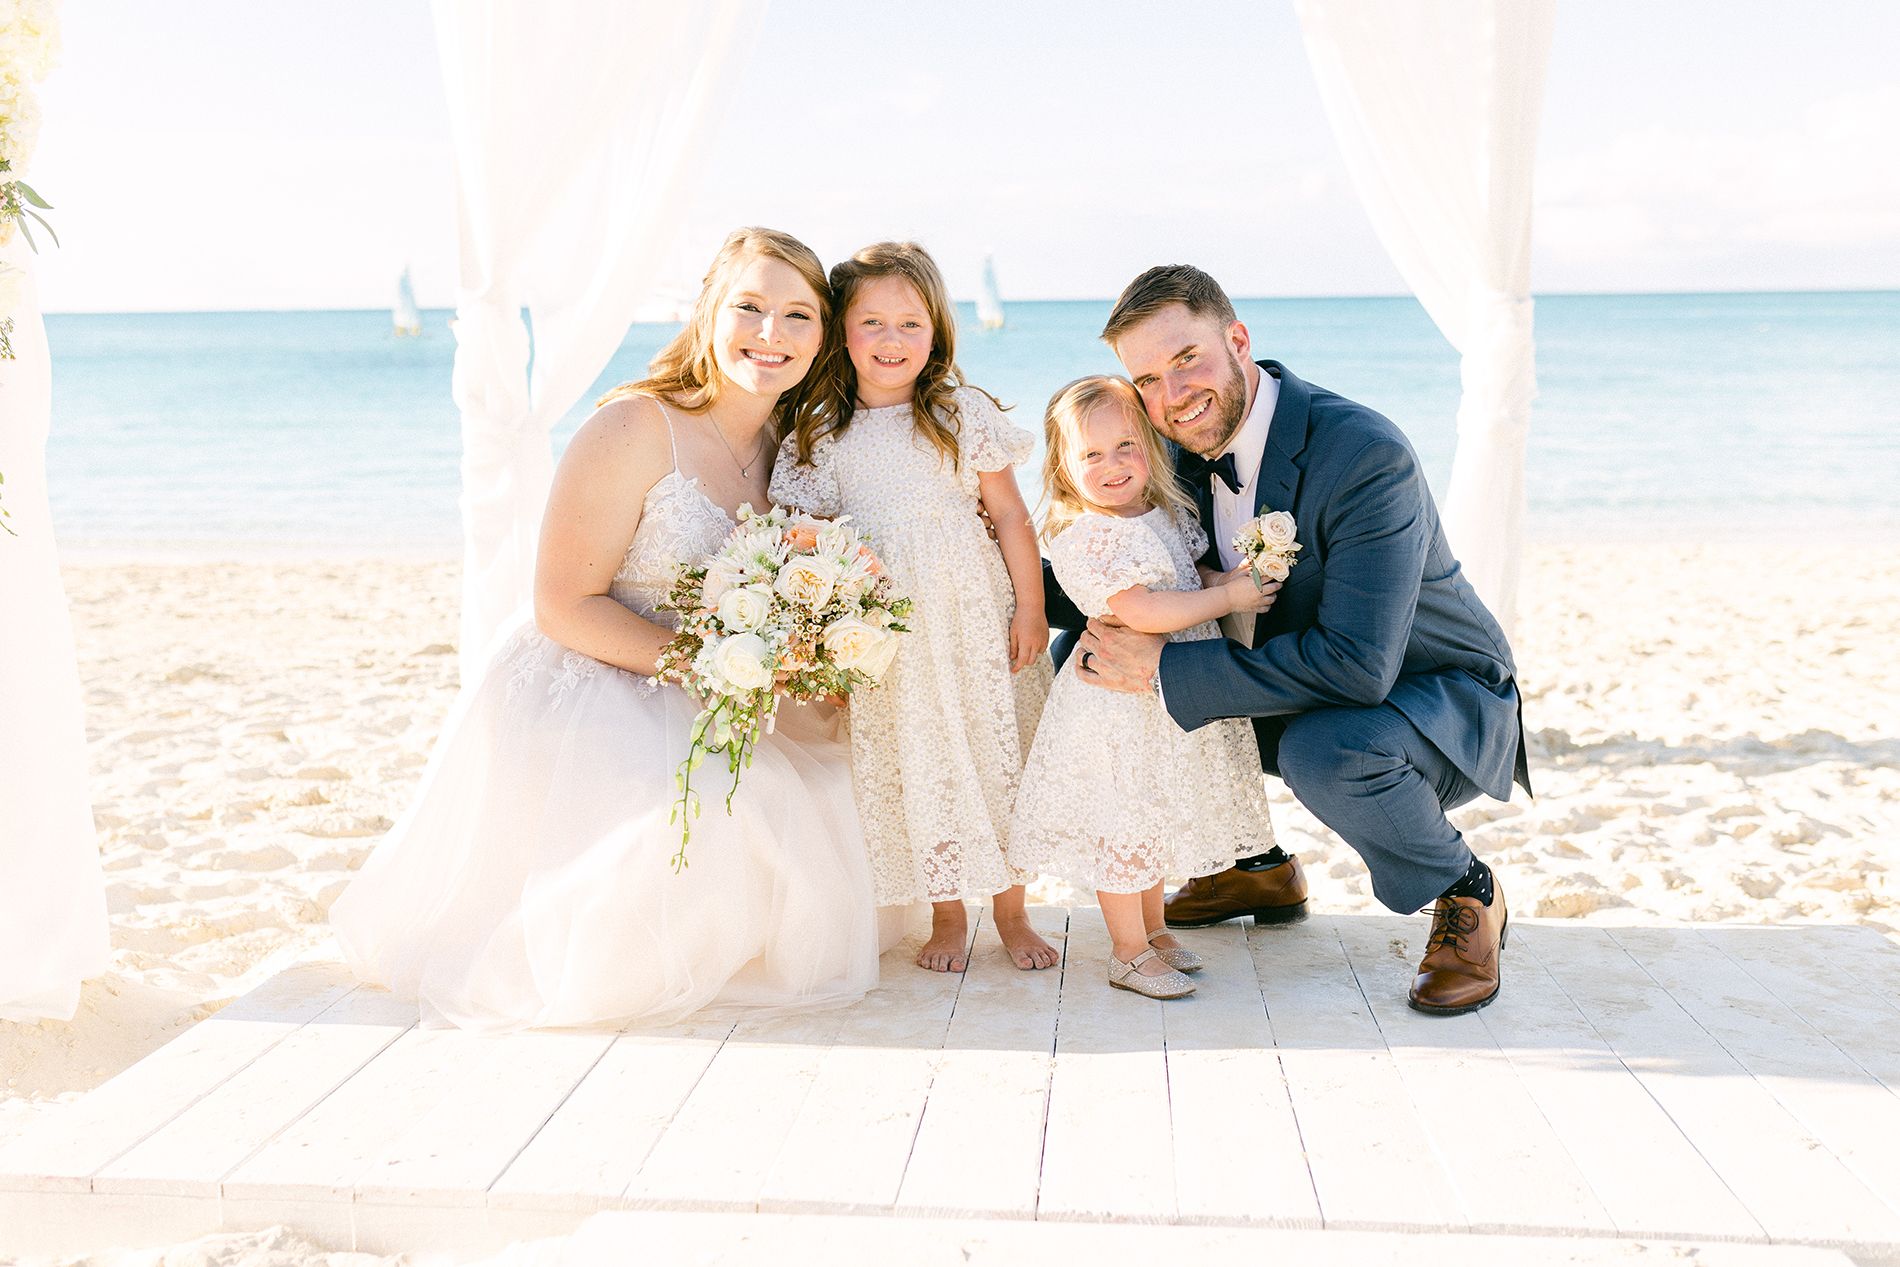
[{"x1": 1047, "y1": 361, "x2": 1530, "y2": 802}]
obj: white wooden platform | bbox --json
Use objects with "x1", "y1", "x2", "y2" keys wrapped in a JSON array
[{"x1": 3, "y1": 912, "x2": 1899, "y2": 1262}]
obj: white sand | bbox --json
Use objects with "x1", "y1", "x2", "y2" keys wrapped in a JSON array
[{"x1": 2, "y1": 542, "x2": 1896, "y2": 1260}]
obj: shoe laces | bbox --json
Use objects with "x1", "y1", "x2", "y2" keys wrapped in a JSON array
[{"x1": 1425, "y1": 899, "x2": 1480, "y2": 955}]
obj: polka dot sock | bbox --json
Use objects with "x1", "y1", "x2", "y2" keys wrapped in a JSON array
[{"x1": 1441, "y1": 856, "x2": 1495, "y2": 907}]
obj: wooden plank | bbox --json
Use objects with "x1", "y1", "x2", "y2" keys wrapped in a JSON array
[
  {"x1": 1708, "y1": 926, "x2": 1900, "y2": 1093},
  {"x1": 1615, "y1": 926, "x2": 1900, "y2": 1226},
  {"x1": 1479, "y1": 927, "x2": 1761, "y2": 1240},
  {"x1": 488, "y1": 1018, "x2": 736, "y2": 1212},
  {"x1": 1159, "y1": 920, "x2": 1320, "y2": 1227},
  {"x1": 1036, "y1": 913, "x2": 1177, "y2": 1223},
  {"x1": 1528, "y1": 924, "x2": 1900, "y2": 1248},
  {"x1": 894, "y1": 906, "x2": 1065, "y2": 1219},
  {"x1": 756, "y1": 916, "x2": 977, "y2": 1213},
  {"x1": 1333, "y1": 915, "x2": 1614, "y2": 1235},
  {"x1": 1250, "y1": 915, "x2": 1463, "y2": 1231},
  {"x1": 622, "y1": 1000, "x2": 854, "y2": 1211},
  {"x1": 94, "y1": 983, "x2": 416, "y2": 1198},
  {"x1": 222, "y1": 1023, "x2": 492, "y2": 1203},
  {"x1": 352, "y1": 1029, "x2": 617, "y2": 1207},
  {"x1": 448, "y1": 1208, "x2": 1864, "y2": 1267},
  {"x1": 0, "y1": 961, "x2": 355, "y2": 1190},
  {"x1": 1797, "y1": 926, "x2": 1900, "y2": 1013}
]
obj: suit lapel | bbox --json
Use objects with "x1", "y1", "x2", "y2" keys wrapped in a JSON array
[{"x1": 1252, "y1": 360, "x2": 1308, "y2": 520}]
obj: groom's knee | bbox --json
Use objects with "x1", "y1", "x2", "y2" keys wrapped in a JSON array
[{"x1": 1277, "y1": 707, "x2": 1409, "y2": 806}]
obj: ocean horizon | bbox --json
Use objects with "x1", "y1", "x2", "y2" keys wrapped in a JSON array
[{"x1": 42, "y1": 289, "x2": 1900, "y2": 555}]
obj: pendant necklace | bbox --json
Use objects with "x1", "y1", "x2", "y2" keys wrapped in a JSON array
[{"x1": 709, "y1": 417, "x2": 771, "y2": 479}]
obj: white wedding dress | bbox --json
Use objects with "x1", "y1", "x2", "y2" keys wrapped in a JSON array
[{"x1": 331, "y1": 421, "x2": 885, "y2": 1032}]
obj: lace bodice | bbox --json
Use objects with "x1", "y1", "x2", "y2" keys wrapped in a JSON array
[
  {"x1": 768, "y1": 386, "x2": 1033, "y2": 530},
  {"x1": 1047, "y1": 508, "x2": 1211, "y2": 619},
  {"x1": 608, "y1": 469, "x2": 735, "y2": 623}
]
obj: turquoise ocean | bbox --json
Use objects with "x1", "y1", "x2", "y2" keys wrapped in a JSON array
[{"x1": 43, "y1": 291, "x2": 1900, "y2": 553}]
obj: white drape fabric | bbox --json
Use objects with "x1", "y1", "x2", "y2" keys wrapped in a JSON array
[
  {"x1": 0, "y1": 236, "x2": 109, "y2": 1022},
  {"x1": 433, "y1": 0, "x2": 766, "y2": 679},
  {"x1": 1293, "y1": 0, "x2": 1555, "y2": 632}
]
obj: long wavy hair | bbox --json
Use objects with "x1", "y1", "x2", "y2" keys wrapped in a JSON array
[
  {"x1": 597, "y1": 227, "x2": 831, "y2": 440},
  {"x1": 1038, "y1": 375, "x2": 1199, "y2": 544},
  {"x1": 791, "y1": 240, "x2": 1000, "y2": 466}
]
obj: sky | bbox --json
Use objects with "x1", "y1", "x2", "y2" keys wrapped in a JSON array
[{"x1": 25, "y1": 0, "x2": 1900, "y2": 312}]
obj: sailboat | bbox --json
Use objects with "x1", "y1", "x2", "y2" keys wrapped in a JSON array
[
  {"x1": 392, "y1": 266, "x2": 422, "y2": 337},
  {"x1": 976, "y1": 255, "x2": 1005, "y2": 331}
]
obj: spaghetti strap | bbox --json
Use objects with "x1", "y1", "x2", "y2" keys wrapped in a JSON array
[{"x1": 654, "y1": 400, "x2": 681, "y2": 473}]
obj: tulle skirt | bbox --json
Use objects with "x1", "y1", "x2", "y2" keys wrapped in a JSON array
[{"x1": 331, "y1": 624, "x2": 888, "y2": 1033}]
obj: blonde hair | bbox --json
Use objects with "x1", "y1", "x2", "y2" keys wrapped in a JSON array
[
  {"x1": 598, "y1": 227, "x2": 831, "y2": 440},
  {"x1": 1038, "y1": 375, "x2": 1198, "y2": 545},
  {"x1": 792, "y1": 240, "x2": 1002, "y2": 467}
]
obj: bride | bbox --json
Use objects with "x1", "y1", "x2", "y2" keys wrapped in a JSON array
[{"x1": 331, "y1": 228, "x2": 886, "y2": 1032}]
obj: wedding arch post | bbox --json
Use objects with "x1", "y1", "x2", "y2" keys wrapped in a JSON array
[
  {"x1": 433, "y1": 0, "x2": 766, "y2": 680},
  {"x1": 0, "y1": 0, "x2": 111, "y2": 1022},
  {"x1": 1293, "y1": 0, "x2": 1556, "y2": 635}
]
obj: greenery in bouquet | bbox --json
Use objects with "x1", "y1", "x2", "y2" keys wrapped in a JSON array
[{"x1": 651, "y1": 503, "x2": 912, "y2": 871}]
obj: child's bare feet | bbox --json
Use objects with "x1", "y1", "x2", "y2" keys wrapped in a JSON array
[
  {"x1": 995, "y1": 912, "x2": 1059, "y2": 970},
  {"x1": 917, "y1": 901, "x2": 969, "y2": 973},
  {"x1": 992, "y1": 885, "x2": 1058, "y2": 970}
]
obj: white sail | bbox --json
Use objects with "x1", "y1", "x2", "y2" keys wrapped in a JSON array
[
  {"x1": 393, "y1": 266, "x2": 422, "y2": 336},
  {"x1": 976, "y1": 255, "x2": 1005, "y2": 330}
]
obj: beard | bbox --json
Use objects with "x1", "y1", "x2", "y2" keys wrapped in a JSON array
[{"x1": 1182, "y1": 352, "x2": 1250, "y2": 456}]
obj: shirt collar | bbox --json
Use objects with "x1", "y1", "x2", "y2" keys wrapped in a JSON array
[{"x1": 1220, "y1": 364, "x2": 1279, "y2": 490}]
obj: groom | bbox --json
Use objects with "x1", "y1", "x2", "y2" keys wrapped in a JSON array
[{"x1": 1058, "y1": 264, "x2": 1531, "y2": 1014}]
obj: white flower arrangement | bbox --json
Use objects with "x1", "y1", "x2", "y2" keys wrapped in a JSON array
[
  {"x1": 0, "y1": 0, "x2": 60, "y2": 361},
  {"x1": 1232, "y1": 508, "x2": 1303, "y2": 583},
  {"x1": 652, "y1": 503, "x2": 911, "y2": 870}
]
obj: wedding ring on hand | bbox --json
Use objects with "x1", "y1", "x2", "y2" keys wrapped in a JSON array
[{"x1": 1080, "y1": 650, "x2": 1095, "y2": 673}]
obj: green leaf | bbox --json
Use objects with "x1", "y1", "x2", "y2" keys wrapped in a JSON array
[
  {"x1": 13, "y1": 182, "x2": 51, "y2": 210},
  {"x1": 16, "y1": 218, "x2": 35, "y2": 251},
  {"x1": 25, "y1": 209, "x2": 58, "y2": 248}
]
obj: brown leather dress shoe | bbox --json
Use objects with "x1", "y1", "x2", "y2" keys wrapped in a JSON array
[
  {"x1": 1164, "y1": 857, "x2": 1308, "y2": 928},
  {"x1": 1408, "y1": 880, "x2": 1508, "y2": 1015}
]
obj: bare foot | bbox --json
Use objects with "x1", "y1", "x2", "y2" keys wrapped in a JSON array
[
  {"x1": 917, "y1": 902, "x2": 969, "y2": 973},
  {"x1": 995, "y1": 911, "x2": 1060, "y2": 970}
]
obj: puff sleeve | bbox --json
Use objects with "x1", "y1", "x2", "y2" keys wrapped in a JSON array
[{"x1": 1047, "y1": 514, "x2": 1176, "y2": 619}]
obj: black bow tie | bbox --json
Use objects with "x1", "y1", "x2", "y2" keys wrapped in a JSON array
[{"x1": 1181, "y1": 450, "x2": 1241, "y2": 495}]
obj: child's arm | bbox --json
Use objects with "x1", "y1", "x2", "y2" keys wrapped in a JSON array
[
  {"x1": 977, "y1": 468, "x2": 1049, "y2": 672},
  {"x1": 1106, "y1": 571, "x2": 1280, "y2": 636}
]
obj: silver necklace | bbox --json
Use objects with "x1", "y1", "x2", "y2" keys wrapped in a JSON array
[{"x1": 708, "y1": 417, "x2": 771, "y2": 479}]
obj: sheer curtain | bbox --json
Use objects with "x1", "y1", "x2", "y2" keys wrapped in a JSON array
[
  {"x1": 1293, "y1": 0, "x2": 1556, "y2": 633},
  {"x1": 433, "y1": 0, "x2": 766, "y2": 679},
  {"x1": 0, "y1": 237, "x2": 109, "y2": 1022}
]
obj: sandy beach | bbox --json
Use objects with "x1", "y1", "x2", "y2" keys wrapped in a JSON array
[{"x1": 3, "y1": 540, "x2": 1897, "y2": 1261}]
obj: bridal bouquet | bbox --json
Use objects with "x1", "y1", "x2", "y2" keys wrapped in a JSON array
[
  {"x1": 1233, "y1": 509, "x2": 1303, "y2": 583},
  {"x1": 653, "y1": 504, "x2": 911, "y2": 870}
]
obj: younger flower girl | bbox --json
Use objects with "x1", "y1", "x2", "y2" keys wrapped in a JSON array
[
  {"x1": 1010, "y1": 376, "x2": 1279, "y2": 998},
  {"x1": 770, "y1": 242, "x2": 1054, "y2": 973}
]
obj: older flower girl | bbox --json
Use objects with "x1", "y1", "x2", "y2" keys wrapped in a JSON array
[
  {"x1": 1010, "y1": 377, "x2": 1279, "y2": 998},
  {"x1": 770, "y1": 242, "x2": 1055, "y2": 973}
]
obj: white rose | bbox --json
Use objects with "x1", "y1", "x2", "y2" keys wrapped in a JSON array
[
  {"x1": 1254, "y1": 554, "x2": 1292, "y2": 583},
  {"x1": 857, "y1": 628, "x2": 901, "y2": 681},
  {"x1": 715, "y1": 584, "x2": 773, "y2": 632},
  {"x1": 821, "y1": 615, "x2": 884, "y2": 671},
  {"x1": 710, "y1": 631, "x2": 775, "y2": 692},
  {"x1": 775, "y1": 554, "x2": 841, "y2": 610},
  {"x1": 700, "y1": 565, "x2": 741, "y2": 606},
  {"x1": 1258, "y1": 511, "x2": 1298, "y2": 549}
]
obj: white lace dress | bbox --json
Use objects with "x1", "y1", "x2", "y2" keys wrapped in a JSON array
[
  {"x1": 1010, "y1": 509, "x2": 1275, "y2": 893},
  {"x1": 769, "y1": 387, "x2": 1052, "y2": 904},
  {"x1": 330, "y1": 446, "x2": 884, "y2": 1033}
]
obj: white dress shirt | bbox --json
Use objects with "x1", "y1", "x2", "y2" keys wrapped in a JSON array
[{"x1": 1211, "y1": 366, "x2": 1281, "y2": 572}]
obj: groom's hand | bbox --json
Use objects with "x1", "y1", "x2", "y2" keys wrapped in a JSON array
[{"x1": 1077, "y1": 617, "x2": 1164, "y2": 694}]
